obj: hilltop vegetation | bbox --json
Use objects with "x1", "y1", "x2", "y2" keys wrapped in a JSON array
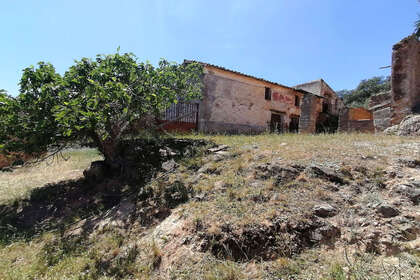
[
  {"x1": 337, "y1": 76, "x2": 391, "y2": 108},
  {"x1": 1, "y1": 133, "x2": 419, "y2": 280}
]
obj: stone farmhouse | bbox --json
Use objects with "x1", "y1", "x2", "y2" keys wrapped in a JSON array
[
  {"x1": 161, "y1": 61, "x2": 344, "y2": 134},
  {"x1": 160, "y1": 35, "x2": 418, "y2": 135}
]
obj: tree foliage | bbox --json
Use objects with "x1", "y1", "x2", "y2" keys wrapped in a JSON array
[
  {"x1": 1, "y1": 64, "x2": 64, "y2": 156},
  {"x1": 0, "y1": 90, "x2": 15, "y2": 150},
  {"x1": 18, "y1": 63, "x2": 64, "y2": 154},
  {"x1": 0, "y1": 53, "x2": 203, "y2": 165},
  {"x1": 337, "y1": 76, "x2": 390, "y2": 108}
]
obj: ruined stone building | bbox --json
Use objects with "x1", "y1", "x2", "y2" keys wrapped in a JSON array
[
  {"x1": 294, "y1": 79, "x2": 344, "y2": 133},
  {"x1": 161, "y1": 35, "x2": 418, "y2": 135},
  {"x1": 339, "y1": 35, "x2": 420, "y2": 133},
  {"x1": 161, "y1": 61, "x2": 343, "y2": 134},
  {"x1": 367, "y1": 35, "x2": 420, "y2": 133},
  {"x1": 390, "y1": 35, "x2": 420, "y2": 125},
  {"x1": 294, "y1": 79, "x2": 344, "y2": 117}
]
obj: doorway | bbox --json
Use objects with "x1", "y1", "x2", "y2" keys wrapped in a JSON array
[
  {"x1": 290, "y1": 115, "x2": 300, "y2": 133},
  {"x1": 270, "y1": 112, "x2": 284, "y2": 133}
]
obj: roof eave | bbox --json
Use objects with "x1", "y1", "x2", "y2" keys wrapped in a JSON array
[{"x1": 184, "y1": 60, "x2": 298, "y2": 92}]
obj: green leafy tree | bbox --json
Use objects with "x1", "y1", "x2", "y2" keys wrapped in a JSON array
[
  {"x1": 57, "y1": 53, "x2": 203, "y2": 164},
  {"x1": 339, "y1": 76, "x2": 390, "y2": 108},
  {"x1": 0, "y1": 53, "x2": 203, "y2": 167},
  {"x1": 0, "y1": 90, "x2": 15, "y2": 150},
  {"x1": 0, "y1": 63, "x2": 64, "y2": 156}
]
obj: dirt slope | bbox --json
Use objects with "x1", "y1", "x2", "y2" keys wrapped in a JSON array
[{"x1": 0, "y1": 134, "x2": 419, "y2": 279}]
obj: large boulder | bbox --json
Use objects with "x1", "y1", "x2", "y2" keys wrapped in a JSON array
[
  {"x1": 394, "y1": 183, "x2": 420, "y2": 205},
  {"x1": 254, "y1": 162, "x2": 302, "y2": 186},
  {"x1": 376, "y1": 204, "x2": 400, "y2": 218},
  {"x1": 313, "y1": 204, "x2": 337, "y2": 218},
  {"x1": 305, "y1": 165, "x2": 347, "y2": 185},
  {"x1": 383, "y1": 124, "x2": 400, "y2": 135},
  {"x1": 384, "y1": 115, "x2": 420, "y2": 136}
]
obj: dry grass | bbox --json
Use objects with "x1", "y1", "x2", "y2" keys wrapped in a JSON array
[
  {"x1": 184, "y1": 132, "x2": 420, "y2": 165},
  {"x1": 0, "y1": 148, "x2": 102, "y2": 204},
  {"x1": 1, "y1": 133, "x2": 419, "y2": 279},
  {"x1": 176, "y1": 133, "x2": 419, "y2": 227}
]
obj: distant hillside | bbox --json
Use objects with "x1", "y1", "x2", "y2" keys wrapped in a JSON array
[{"x1": 337, "y1": 76, "x2": 390, "y2": 108}]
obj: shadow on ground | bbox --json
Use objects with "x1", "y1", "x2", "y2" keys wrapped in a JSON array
[{"x1": 0, "y1": 138, "x2": 210, "y2": 245}]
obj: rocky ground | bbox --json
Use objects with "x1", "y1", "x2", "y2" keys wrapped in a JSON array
[
  {"x1": 0, "y1": 134, "x2": 419, "y2": 279},
  {"x1": 385, "y1": 114, "x2": 420, "y2": 136}
]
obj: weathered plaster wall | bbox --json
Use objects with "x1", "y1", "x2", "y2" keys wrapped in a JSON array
[
  {"x1": 338, "y1": 107, "x2": 374, "y2": 133},
  {"x1": 348, "y1": 107, "x2": 372, "y2": 121},
  {"x1": 391, "y1": 35, "x2": 420, "y2": 125},
  {"x1": 198, "y1": 66, "x2": 303, "y2": 133}
]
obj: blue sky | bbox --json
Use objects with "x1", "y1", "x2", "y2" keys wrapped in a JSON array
[{"x1": 1, "y1": 0, "x2": 419, "y2": 95}]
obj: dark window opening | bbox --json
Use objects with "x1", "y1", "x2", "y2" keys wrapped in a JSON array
[
  {"x1": 322, "y1": 100, "x2": 329, "y2": 113},
  {"x1": 265, "y1": 87, "x2": 272, "y2": 100},
  {"x1": 290, "y1": 116, "x2": 300, "y2": 133},
  {"x1": 295, "y1": 96, "x2": 300, "y2": 107}
]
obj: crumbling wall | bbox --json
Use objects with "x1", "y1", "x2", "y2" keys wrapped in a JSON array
[
  {"x1": 295, "y1": 81, "x2": 322, "y2": 96},
  {"x1": 391, "y1": 35, "x2": 420, "y2": 125},
  {"x1": 372, "y1": 107, "x2": 392, "y2": 133},
  {"x1": 346, "y1": 120, "x2": 374, "y2": 133},
  {"x1": 338, "y1": 107, "x2": 374, "y2": 133},
  {"x1": 296, "y1": 80, "x2": 343, "y2": 118},
  {"x1": 369, "y1": 91, "x2": 392, "y2": 133},
  {"x1": 320, "y1": 80, "x2": 343, "y2": 116},
  {"x1": 299, "y1": 94, "x2": 319, "y2": 133},
  {"x1": 348, "y1": 107, "x2": 372, "y2": 120},
  {"x1": 338, "y1": 108, "x2": 349, "y2": 132},
  {"x1": 316, "y1": 113, "x2": 339, "y2": 133},
  {"x1": 370, "y1": 91, "x2": 391, "y2": 108}
]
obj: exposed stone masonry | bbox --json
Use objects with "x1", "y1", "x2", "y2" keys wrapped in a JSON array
[
  {"x1": 369, "y1": 91, "x2": 392, "y2": 133},
  {"x1": 339, "y1": 107, "x2": 373, "y2": 133},
  {"x1": 299, "y1": 94, "x2": 319, "y2": 133},
  {"x1": 340, "y1": 35, "x2": 419, "y2": 133},
  {"x1": 391, "y1": 35, "x2": 420, "y2": 125}
]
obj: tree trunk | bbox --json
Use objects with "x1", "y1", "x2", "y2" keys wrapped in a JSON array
[
  {"x1": 88, "y1": 131, "x2": 123, "y2": 177},
  {"x1": 101, "y1": 138, "x2": 124, "y2": 174}
]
